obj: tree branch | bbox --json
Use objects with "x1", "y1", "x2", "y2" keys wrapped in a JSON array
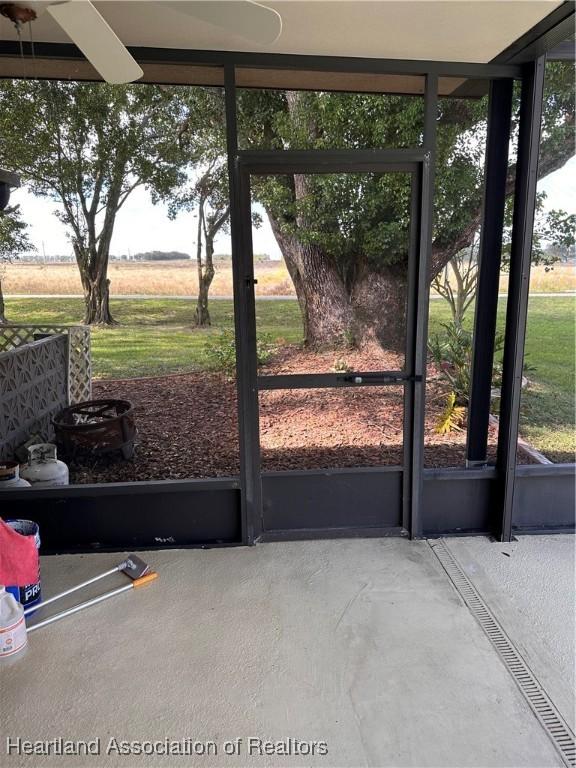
[{"x1": 430, "y1": 122, "x2": 575, "y2": 279}]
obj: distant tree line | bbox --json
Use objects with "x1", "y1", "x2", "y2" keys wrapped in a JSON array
[
  {"x1": 11, "y1": 250, "x2": 192, "y2": 262},
  {"x1": 130, "y1": 250, "x2": 190, "y2": 261}
]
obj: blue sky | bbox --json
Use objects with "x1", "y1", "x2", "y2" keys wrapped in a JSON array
[{"x1": 14, "y1": 155, "x2": 576, "y2": 260}]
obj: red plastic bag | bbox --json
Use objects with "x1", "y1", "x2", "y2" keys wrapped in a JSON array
[{"x1": 0, "y1": 518, "x2": 39, "y2": 585}]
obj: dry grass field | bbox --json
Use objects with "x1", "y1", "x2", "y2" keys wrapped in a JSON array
[
  {"x1": 2, "y1": 260, "x2": 294, "y2": 296},
  {"x1": 2, "y1": 259, "x2": 574, "y2": 296}
]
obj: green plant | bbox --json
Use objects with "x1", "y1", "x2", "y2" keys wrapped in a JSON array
[
  {"x1": 428, "y1": 323, "x2": 473, "y2": 405},
  {"x1": 333, "y1": 358, "x2": 351, "y2": 373},
  {"x1": 342, "y1": 328, "x2": 356, "y2": 349},
  {"x1": 204, "y1": 329, "x2": 277, "y2": 379},
  {"x1": 432, "y1": 239, "x2": 479, "y2": 329},
  {"x1": 204, "y1": 329, "x2": 237, "y2": 378},
  {"x1": 256, "y1": 333, "x2": 277, "y2": 367},
  {"x1": 428, "y1": 321, "x2": 504, "y2": 407},
  {"x1": 436, "y1": 392, "x2": 466, "y2": 435}
]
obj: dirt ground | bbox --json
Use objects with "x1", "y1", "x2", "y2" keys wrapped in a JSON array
[{"x1": 68, "y1": 345, "x2": 510, "y2": 484}]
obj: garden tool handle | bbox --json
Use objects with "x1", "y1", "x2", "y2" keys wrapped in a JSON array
[
  {"x1": 133, "y1": 572, "x2": 158, "y2": 588},
  {"x1": 23, "y1": 565, "x2": 121, "y2": 615},
  {"x1": 26, "y1": 572, "x2": 158, "y2": 633}
]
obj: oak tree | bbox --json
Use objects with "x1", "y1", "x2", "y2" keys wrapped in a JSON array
[{"x1": 237, "y1": 62, "x2": 575, "y2": 350}]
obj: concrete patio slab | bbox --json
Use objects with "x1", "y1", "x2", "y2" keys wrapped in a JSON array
[
  {"x1": 0, "y1": 539, "x2": 567, "y2": 768},
  {"x1": 446, "y1": 534, "x2": 575, "y2": 731}
]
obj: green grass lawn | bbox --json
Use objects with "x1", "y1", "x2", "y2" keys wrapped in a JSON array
[
  {"x1": 4, "y1": 297, "x2": 302, "y2": 379},
  {"x1": 5, "y1": 295, "x2": 574, "y2": 460},
  {"x1": 516, "y1": 297, "x2": 575, "y2": 462},
  {"x1": 430, "y1": 297, "x2": 575, "y2": 461}
]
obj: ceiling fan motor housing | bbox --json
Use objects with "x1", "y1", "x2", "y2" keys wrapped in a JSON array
[{"x1": 0, "y1": 3, "x2": 37, "y2": 24}]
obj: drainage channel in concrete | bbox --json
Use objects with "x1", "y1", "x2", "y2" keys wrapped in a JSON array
[{"x1": 429, "y1": 538, "x2": 575, "y2": 768}]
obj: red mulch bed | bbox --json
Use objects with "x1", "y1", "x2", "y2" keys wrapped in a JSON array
[
  {"x1": 68, "y1": 344, "x2": 520, "y2": 484},
  {"x1": 71, "y1": 373, "x2": 240, "y2": 483},
  {"x1": 258, "y1": 344, "x2": 502, "y2": 471}
]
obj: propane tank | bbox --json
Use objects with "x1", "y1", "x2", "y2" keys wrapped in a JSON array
[
  {"x1": 20, "y1": 443, "x2": 69, "y2": 488},
  {"x1": 0, "y1": 462, "x2": 31, "y2": 490}
]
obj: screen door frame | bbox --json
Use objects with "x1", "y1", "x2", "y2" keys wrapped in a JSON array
[{"x1": 234, "y1": 149, "x2": 432, "y2": 541}]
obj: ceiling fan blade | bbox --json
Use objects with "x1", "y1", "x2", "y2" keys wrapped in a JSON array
[
  {"x1": 165, "y1": 1, "x2": 282, "y2": 45},
  {"x1": 47, "y1": 0, "x2": 143, "y2": 84}
]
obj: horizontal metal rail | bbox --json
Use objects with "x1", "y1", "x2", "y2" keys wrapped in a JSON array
[
  {"x1": 260, "y1": 526, "x2": 409, "y2": 542},
  {"x1": 0, "y1": 476, "x2": 241, "y2": 501},
  {"x1": 258, "y1": 372, "x2": 419, "y2": 390},
  {"x1": 237, "y1": 149, "x2": 425, "y2": 174}
]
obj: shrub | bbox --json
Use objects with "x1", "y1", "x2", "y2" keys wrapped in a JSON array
[
  {"x1": 428, "y1": 322, "x2": 504, "y2": 407},
  {"x1": 333, "y1": 358, "x2": 351, "y2": 373},
  {"x1": 204, "y1": 329, "x2": 236, "y2": 378},
  {"x1": 256, "y1": 333, "x2": 277, "y2": 367},
  {"x1": 204, "y1": 329, "x2": 277, "y2": 379},
  {"x1": 429, "y1": 321, "x2": 505, "y2": 434}
]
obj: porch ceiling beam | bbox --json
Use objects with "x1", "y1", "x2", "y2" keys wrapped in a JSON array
[{"x1": 0, "y1": 41, "x2": 523, "y2": 80}]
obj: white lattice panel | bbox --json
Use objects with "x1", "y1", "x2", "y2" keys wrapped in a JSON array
[
  {"x1": 66, "y1": 327, "x2": 92, "y2": 403},
  {"x1": 0, "y1": 325, "x2": 91, "y2": 405},
  {"x1": 0, "y1": 335, "x2": 68, "y2": 461}
]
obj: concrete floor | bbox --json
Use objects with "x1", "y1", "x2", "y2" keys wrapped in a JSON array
[
  {"x1": 447, "y1": 535, "x2": 575, "y2": 731},
  {"x1": 1, "y1": 537, "x2": 572, "y2": 768}
]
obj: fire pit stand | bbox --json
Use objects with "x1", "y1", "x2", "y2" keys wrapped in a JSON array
[{"x1": 53, "y1": 399, "x2": 136, "y2": 460}]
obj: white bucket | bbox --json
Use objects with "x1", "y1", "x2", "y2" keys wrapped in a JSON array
[{"x1": 0, "y1": 586, "x2": 27, "y2": 659}]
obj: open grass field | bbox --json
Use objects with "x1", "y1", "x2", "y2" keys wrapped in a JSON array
[
  {"x1": 2, "y1": 260, "x2": 292, "y2": 297},
  {"x1": 3, "y1": 260, "x2": 575, "y2": 296},
  {"x1": 4, "y1": 294, "x2": 574, "y2": 462}
]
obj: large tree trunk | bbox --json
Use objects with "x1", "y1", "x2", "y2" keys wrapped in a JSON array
[
  {"x1": 271, "y1": 217, "x2": 408, "y2": 351},
  {"x1": 297, "y1": 246, "x2": 352, "y2": 347},
  {"x1": 73, "y1": 179, "x2": 122, "y2": 326},
  {"x1": 82, "y1": 274, "x2": 114, "y2": 325},
  {"x1": 269, "y1": 218, "x2": 353, "y2": 347},
  {"x1": 351, "y1": 265, "x2": 408, "y2": 352},
  {"x1": 76, "y1": 243, "x2": 116, "y2": 326}
]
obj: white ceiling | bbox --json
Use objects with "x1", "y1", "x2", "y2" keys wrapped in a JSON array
[{"x1": 0, "y1": 1, "x2": 563, "y2": 63}]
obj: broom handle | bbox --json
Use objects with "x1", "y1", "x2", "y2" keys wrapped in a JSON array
[
  {"x1": 26, "y1": 573, "x2": 158, "y2": 633},
  {"x1": 23, "y1": 565, "x2": 121, "y2": 616}
]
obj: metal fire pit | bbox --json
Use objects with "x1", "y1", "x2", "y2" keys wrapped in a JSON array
[{"x1": 53, "y1": 399, "x2": 136, "y2": 460}]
